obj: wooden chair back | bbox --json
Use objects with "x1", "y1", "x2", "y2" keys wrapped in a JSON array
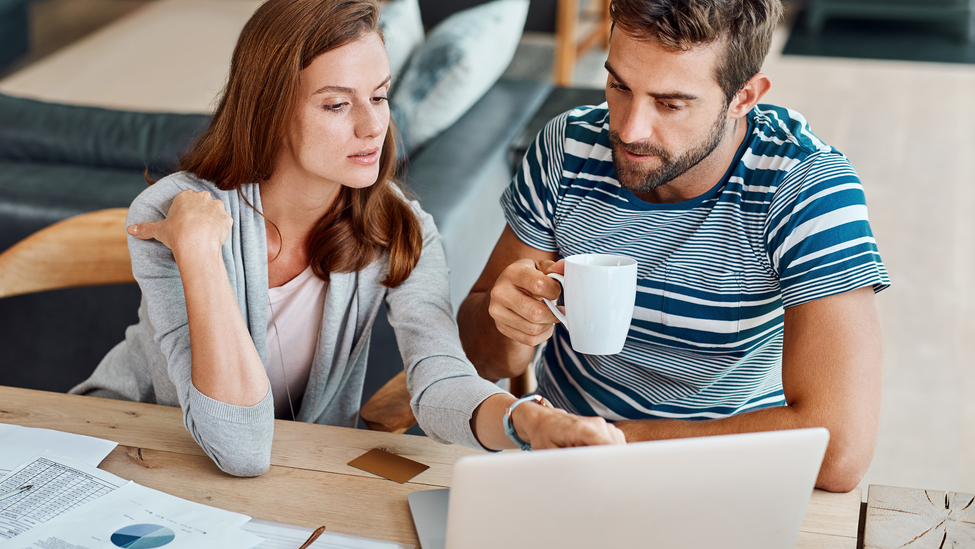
[
  {"x1": 0, "y1": 208, "x2": 135, "y2": 299},
  {"x1": 554, "y1": 0, "x2": 612, "y2": 86}
]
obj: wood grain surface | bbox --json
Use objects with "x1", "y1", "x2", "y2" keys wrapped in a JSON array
[
  {"x1": 0, "y1": 385, "x2": 862, "y2": 547},
  {"x1": 864, "y1": 484, "x2": 975, "y2": 549}
]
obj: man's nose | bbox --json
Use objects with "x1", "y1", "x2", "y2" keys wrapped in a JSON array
[{"x1": 616, "y1": 101, "x2": 655, "y2": 145}]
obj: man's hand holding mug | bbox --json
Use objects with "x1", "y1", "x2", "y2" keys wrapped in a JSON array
[{"x1": 489, "y1": 254, "x2": 638, "y2": 354}]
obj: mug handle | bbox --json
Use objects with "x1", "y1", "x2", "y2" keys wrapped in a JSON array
[{"x1": 541, "y1": 273, "x2": 569, "y2": 333}]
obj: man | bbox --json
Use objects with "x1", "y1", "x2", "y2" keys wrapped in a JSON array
[{"x1": 458, "y1": 0, "x2": 889, "y2": 492}]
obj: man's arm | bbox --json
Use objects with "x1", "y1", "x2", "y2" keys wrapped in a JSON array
[
  {"x1": 614, "y1": 285, "x2": 883, "y2": 492},
  {"x1": 458, "y1": 226, "x2": 560, "y2": 381}
]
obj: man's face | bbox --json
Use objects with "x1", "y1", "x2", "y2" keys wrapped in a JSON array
[{"x1": 605, "y1": 30, "x2": 732, "y2": 194}]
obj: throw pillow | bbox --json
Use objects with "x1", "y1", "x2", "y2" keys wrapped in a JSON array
[
  {"x1": 391, "y1": 0, "x2": 529, "y2": 154},
  {"x1": 379, "y1": 0, "x2": 425, "y2": 81}
]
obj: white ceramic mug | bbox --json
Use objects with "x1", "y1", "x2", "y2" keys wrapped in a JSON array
[{"x1": 542, "y1": 254, "x2": 638, "y2": 355}]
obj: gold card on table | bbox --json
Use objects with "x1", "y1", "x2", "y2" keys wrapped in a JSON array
[{"x1": 348, "y1": 448, "x2": 429, "y2": 484}]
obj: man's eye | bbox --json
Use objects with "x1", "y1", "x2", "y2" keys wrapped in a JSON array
[
  {"x1": 661, "y1": 102, "x2": 682, "y2": 111},
  {"x1": 608, "y1": 82, "x2": 628, "y2": 92}
]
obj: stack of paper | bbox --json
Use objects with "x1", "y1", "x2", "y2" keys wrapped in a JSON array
[
  {"x1": 0, "y1": 453, "x2": 262, "y2": 548},
  {"x1": 0, "y1": 426, "x2": 413, "y2": 549},
  {"x1": 243, "y1": 519, "x2": 414, "y2": 548}
]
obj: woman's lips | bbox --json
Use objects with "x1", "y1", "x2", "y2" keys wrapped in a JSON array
[{"x1": 348, "y1": 147, "x2": 379, "y2": 165}]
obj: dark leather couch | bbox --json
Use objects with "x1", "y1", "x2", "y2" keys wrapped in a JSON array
[
  {"x1": 0, "y1": 78, "x2": 552, "y2": 413},
  {"x1": 0, "y1": 0, "x2": 30, "y2": 72}
]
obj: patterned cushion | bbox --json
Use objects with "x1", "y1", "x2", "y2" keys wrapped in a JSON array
[
  {"x1": 379, "y1": 0, "x2": 425, "y2": 81},
  {"x1": 391, "y1": 0, "x2": 529, "y2": 154}
]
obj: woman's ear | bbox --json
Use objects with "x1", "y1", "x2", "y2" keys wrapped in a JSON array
[{"x1": 728, "y1": 73, "x2": 772, "y2": 119}]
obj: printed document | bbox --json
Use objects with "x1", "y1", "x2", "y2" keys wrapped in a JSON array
[
  {"x1": 243, "y1": 519, "x2": 413, "y2": 549},
  {"x1": 0, "y1": 425, "x2": 117, "y2": 476},
  {"x1": 0, "y1": 453, "x2": 125, "y2": 540},
  {"x1": 1, "y1": 481, "x2": 262, "y2": 549}
]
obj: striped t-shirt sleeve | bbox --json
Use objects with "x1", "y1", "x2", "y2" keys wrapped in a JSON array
[
  {"x1": 501, "y1": 112, "x2": 571, "y2": 252},
  {"x1": 766, "y1": 151, "x2": 890, "y2": 309}
]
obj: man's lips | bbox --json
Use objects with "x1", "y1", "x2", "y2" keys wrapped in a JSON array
[{"x1": 621, "y1": 148, "x2": 658, "y2": 162}]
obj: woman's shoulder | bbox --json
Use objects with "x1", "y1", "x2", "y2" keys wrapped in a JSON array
[
  {"x1": 142, "y1": 172, "x2": 223, "y2": 200},
  {"x1": 127, "y1": 172, "x2": 234, "y2": 223}
]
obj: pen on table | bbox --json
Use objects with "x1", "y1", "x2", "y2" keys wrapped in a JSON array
[
  {"x1": 298, "y1": 525, "x2": 326, "y2": 549},
  {"x1": 0, "y1": 485, "x2": 34, "y2": 501}
]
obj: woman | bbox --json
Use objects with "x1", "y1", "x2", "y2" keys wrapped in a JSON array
[{"x1": 72, "y1": 0, "x2": 623, "y2": 476}]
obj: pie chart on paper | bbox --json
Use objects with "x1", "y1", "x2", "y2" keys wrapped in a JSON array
[{"x1": 110, "y1": 524, "x2": 176, "y2": 548}]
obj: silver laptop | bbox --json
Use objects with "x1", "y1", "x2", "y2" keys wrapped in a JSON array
[{"x1": 409, "y1": 428, "x2": 828, "y2": 549}]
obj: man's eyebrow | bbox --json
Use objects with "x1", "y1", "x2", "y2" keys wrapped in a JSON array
[
  {"x1": 604, "y1": 61, "x2": 699, "y2": 102},
  {"x1": 314, "y1": 75, "x2": 391, "y2": 95}
]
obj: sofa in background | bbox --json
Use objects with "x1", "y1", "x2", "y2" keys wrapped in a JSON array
[
  {"x1": 0, "y1": 77, "x2": 552, "y2": 412},
  {"x1": 804, "y1": 0, "x2": 975, "y2": 42},
  {"x1": 0, "y1": 93, "x2": 210, "y2": 392},
  {"x1": 0, "y1": 0, "x2": 31, "y2": 72}
]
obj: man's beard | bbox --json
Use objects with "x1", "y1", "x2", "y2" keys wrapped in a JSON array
[{"x1": 609, "y1": 113, "x2": 729, "y2": 194}]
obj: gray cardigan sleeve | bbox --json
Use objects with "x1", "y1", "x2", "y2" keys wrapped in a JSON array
[
  {"x1": 386, "y1": 204, "x2": 507, "y2": 449},
  {"x1": 127, "y1": 176, "x2": 275, "y2": 477}
]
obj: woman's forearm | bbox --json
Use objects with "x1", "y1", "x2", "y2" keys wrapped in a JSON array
[{"x1": 175, "y1": 242, "x2": 268, "y2": 406}]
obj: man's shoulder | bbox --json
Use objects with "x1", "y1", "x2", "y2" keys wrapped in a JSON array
[
  {"x1": 564, "y1": 102, "x2": 610, "y2": 125},
  {"x1": 546, "y1": 103, "x2": 610, "y2": 145},
  {"x1": 747, "y1": 104, "x2": 838, "y2": 159}
]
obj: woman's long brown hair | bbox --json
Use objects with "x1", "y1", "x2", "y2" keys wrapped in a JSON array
[{"x1": 177, "y1": 0, "x2": 421, "y2": 287}]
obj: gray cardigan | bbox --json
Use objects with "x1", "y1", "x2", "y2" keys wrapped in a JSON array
[{"x1": 72, "y1": 173, "x2": 505, "y2": 476}]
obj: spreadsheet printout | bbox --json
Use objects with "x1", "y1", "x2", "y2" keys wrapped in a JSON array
[
  {"x1": 0, "y1": 453, "x2": 125, "y2": 540},
  {"x1": 1, "y1": 482, "x2": 262, "y2": 549}
]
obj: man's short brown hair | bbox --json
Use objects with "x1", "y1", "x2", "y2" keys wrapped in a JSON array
[{"x1": 610, "y1": 0, "x2": 783, "y2": 103}]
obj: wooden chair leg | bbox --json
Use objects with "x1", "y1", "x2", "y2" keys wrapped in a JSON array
[{"x1": 554, "y1": 0, "x2": 579, "y2": 86}]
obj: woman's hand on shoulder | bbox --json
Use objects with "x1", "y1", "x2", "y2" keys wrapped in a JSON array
[{"x1": 128, "y1": 190, "x2": 233, "y2": 258}]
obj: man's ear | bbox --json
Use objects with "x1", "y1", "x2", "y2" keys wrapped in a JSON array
[{"x1": 728, "y1": 73, "x2": 771, "y2": 119}]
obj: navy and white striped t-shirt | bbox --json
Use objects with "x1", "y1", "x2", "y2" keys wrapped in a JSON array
[{"x1": 501, "y1": 103, "x2": 890, "y2": 420}]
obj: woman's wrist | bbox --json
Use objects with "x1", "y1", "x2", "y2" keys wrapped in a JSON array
[
  {"x1": 172, "y1": 237, "x2": 224, "y2": 267},
  {"x1": 510, "y1": 396, "x2": 554, "y2": 447}
]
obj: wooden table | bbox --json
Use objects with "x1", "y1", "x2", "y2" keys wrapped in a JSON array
[{"x1": 0, "y1": 386, "x2": 862, "y2": 547}]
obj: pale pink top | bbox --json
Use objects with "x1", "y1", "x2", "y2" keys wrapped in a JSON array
[{"x1": 266, "y1": 265, "x2": 326, "y2": 420}]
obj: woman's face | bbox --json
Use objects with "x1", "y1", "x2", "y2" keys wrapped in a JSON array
[{"x1": 279, "y1": 32, "x2": 391, "y2": 191}]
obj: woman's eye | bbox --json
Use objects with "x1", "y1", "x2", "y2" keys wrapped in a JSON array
[
  {"x1": 372, "y1": 96, "x2": 388, "y2": 104},
  {"x1": 324, "y1": 102, "x2": 347, "y2": 111}
]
